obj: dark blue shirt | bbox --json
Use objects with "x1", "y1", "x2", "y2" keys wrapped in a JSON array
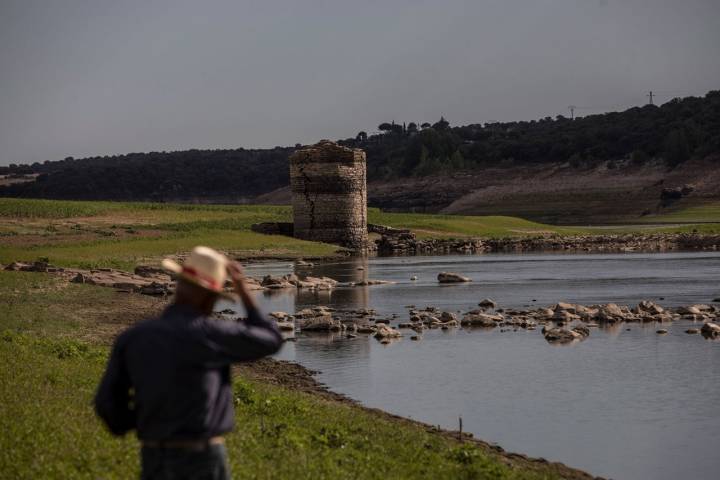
[{"x1": 94, "y1": 303, "x2": 282, "y2": 440}]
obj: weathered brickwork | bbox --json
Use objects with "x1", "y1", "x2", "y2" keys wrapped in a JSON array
[{"x1": 289, "y1": 140, "x2": 368, "y2": 249}]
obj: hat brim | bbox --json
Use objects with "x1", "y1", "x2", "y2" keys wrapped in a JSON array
[{"x1": 161, "y1": 258, "x2": 236, "y2": 301}]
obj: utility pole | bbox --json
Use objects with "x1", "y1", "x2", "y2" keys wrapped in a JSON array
[
  {"x1": 568, "y1": 105, "x2": 576, "y2": 120},
  {"x1": 647, "y1": 91, "x2": 654, "y2": 105}
]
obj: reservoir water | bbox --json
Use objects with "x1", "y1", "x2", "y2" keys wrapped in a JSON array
[{"x1": 231, "y1": 252, "x2": 720, "y2": 480}]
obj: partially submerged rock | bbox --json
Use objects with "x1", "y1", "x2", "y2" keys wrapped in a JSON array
[
  {"x1": 701, "y1": 322, "x2": 720, "y2": 338},
  {"x1": 437, "y1": 272, "x2": 472, "y2": 283},
  {"x1": 299, "y1": 315, "x2": 342, "y2": 332},
  {"x1": 460, "y1": 312, "x2": 501, "y2": 328},
  {"x1": 277, "y1": 321, "x2": 295, "y2": 332},
  {"x1": 374, "y1": 324, "x2": 402, "y2": 339},
  {"x1": 543, "y1": 327, "x2": 585, "y2": 344},
  {"x1": 478, "y1": 298, "x2": 497, "y2": 309}
]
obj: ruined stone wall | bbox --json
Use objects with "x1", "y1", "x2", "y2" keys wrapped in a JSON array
[{"x1": 289, "y1": 140, "x2": 368, "y2": 249}]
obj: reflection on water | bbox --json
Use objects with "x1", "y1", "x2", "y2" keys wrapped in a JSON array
[{"x1": 225, "y1": 252, "x2": 720, "y2": 480}]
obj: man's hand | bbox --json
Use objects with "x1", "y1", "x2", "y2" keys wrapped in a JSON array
[
  {"x1": 227, "y1": 261, "x2": 246, "y2": 286},
  {"x1": 227, "y1": 261, "x2": 258, "y2": 310}
]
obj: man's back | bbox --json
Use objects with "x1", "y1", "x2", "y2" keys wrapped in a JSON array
[{"x1": 95, "y1": 303, "x2": 282, "y2": 441}]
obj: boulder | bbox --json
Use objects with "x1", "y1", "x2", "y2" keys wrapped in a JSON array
[
  {"x1": 460, "y1": 313, "x2": 500, "y2": 328},
  {"x1": 572, "y1": 325, "x2": 590, "y2": 338},
  {"x1": 598, "y1": 303, "x2": 626, "y2": 323},
  {"x1": 277, "y1": 322, "x2": 295, "y2": 332},
  {"x1": 437, "y1": 272, "x2": 472, "y2": 283},
  {"x1": 261, "y1": 275, "x2": 294, "y2": 289},
  {"x1": 638, "y1": 301, "x2": 665, "y2": 315},
  {"x1": 677, "y1": 305, "x2": 702, "y2": 315},
  {"x1": 299, "y1": 315, "x2": 342, "y2": 332},
  {"x1": 374, "y1": 324, "x2": 402, "y2": 339},
  {"x1": 554, "y1": 302, "x2": 577, "y2": 313},
  {"x1": 543, "y1": 327, "x2": 583, "y2": 344},
  {"x1": 439, "y1": 311, "x2": 457, "y2": 322},
  {"x1": 700, "y1": 322, "x2": 720, "y2": 338},
  {"x1": 478, "y1": 298, "x2": 497, "y2": 309},
  {"x1": 294, "y1": 308, "x2": 316, "y2": 318}
]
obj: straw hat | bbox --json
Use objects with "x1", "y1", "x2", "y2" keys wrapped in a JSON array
[{"x1": 162, "y1": 246, "x2": 233, "y2": 298}]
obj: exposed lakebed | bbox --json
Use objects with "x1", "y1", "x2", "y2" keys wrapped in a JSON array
[{"x1": 226, "y1": 252, "x2": 720, "y2": 480}]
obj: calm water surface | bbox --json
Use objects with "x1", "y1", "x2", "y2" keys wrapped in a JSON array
[{"x1": 229, "y1": 252, "x2": 720, "y2": 480}]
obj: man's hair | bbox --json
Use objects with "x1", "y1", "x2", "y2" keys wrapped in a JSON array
[{"x1": 174, "y1": 279, "x2": 219, "y2": 314}]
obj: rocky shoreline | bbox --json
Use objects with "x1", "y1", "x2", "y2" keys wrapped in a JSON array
[
  {"x1": 376, "y1": 232, "x2": 720, "y2": 255},
  {"x1": 5, "y1": 261, "x2": 720, "y2": 344},
  {"x1": 253, "y1": 299, "x2": 720, "y2": 345}
]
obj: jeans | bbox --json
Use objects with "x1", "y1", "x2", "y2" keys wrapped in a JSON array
[{"x1": 140, "y1": 443, "x2": 231, "y2": 480}]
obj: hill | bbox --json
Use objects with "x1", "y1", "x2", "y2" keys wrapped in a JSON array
[{"x1": 2, "y1": 91, "x2": 719, "y2": 223}]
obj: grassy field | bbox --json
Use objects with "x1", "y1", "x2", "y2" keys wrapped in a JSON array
[
  {"x1": 2, "y1": 198, "x2": 719, "y2": 270},
  {"x1": 0, "y1": 270, "x2": 569, "y2": 479},
  {"x1": 638, "y1": 202, "x2": 720, "y2": 224}
]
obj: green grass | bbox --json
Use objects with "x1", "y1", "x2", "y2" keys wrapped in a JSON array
[
  {"x1": 368, "y1": 209, "x2": 586, "y2": 238},
  {"x1": 0, "y1": 271, "x2": 559, "y2": 479},
  {"x1": 638, "y1": 202, "x2": 720, "y2": 224},
  {"x1": 0, "y1": 230, "x2": 338, "y2": 270},
  {"x1": 2, "y1": 198, "x2": 719, "y2": 271}
]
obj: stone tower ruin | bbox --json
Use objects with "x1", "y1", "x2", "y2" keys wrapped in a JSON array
[{"x1": 289, "y1": 140, "x2": 368, "y2": 249}]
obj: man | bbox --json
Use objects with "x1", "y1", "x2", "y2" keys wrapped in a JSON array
[{"x1": 95, "y1": 246, "x2": 283, "y2": 480}]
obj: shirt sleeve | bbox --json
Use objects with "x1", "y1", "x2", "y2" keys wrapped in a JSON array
[
  {"x1": 94, "y1": 336, "x2": 136, "y2": 436},
  {"x1": 199, "y1": 306, "x2": 283, "y2": 363}
]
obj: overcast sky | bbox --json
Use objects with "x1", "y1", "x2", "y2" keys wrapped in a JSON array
[{"x1": 1, "y1": 0, "x2": 718, "y2": 165}]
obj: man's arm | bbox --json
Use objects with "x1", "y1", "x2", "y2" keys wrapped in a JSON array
[
  {"x1": 94, "y1": 336, "x2": 136, "y2": 436},
  {"x1": 200, "y1": 262, "x2": 283, "y2": 362}
]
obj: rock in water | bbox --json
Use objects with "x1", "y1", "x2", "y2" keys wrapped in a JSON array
[
  {"x1": 440, "y1": 311, "x2": 457, "y2": 322},
  {"x1": 437, "y1": 272, "x2": 472, "y2": 283},
  {"x1": 677, "y1": 305, "x2": 702, "y2": 315},
  {"x1": 638, "y1": 300, "x2": 665, "y2": 315},
  {"x1": 656, "y1": 329, "x2": 668, "y2": 335},
  {"x1": 299, "y1": 316, "x2": 342, "y2": 332},
  {"x1": 478, "y1": 298, "x2": 497, "y2": 309},
  {"x1": 572, "y1": 325, "x2": 591, "y2": 338},
  {"x1": 277, "y1": 321, "x2": 295, "y2": 331},
  {"x1": 700, "y1": 322, "x2": 720, "y2": 338},
  {"x1": 374, "y1": 324, "x2": 402, "y2": 339},
  {"x1": 543, "y1": 327, "x2": 584, "y2": 344},
  {"x1": 460, "y1": 313, "x2": 500, "y2": 328}
]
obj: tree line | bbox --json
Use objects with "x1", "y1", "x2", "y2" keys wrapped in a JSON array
[{"x1": 2, "y1": 91, "x2": 718, "y2": 200}]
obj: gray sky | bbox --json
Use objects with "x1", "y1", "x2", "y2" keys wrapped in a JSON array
[{"x1": 1, "y1": 0, "x2": 719, "y2": 166}]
